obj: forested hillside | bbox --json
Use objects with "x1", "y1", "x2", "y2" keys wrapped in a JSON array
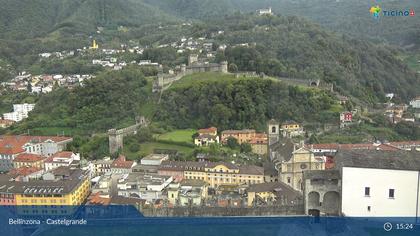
[
  {"x1": 208, "y1": 15, "x2": 419, "y2": 102},
  {"x1": 145, "y1": 0, "x2": 420, "y2": 47},
  {"x1": 9, "y1": 67, "x2": 150, "y2": 135},
  {"x1": 0, "y1": 0, "x2": 175, "y2": 39},
  {"x1": 156, "y1": 73, "x2": 338, "y2": 131}
]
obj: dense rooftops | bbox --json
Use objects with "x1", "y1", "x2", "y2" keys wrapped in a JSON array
[
  {"x1": 0, "y1": 168, "x2": 88, "y2": 195},
  {"x1": 13, "y1": 153, "x2": 44, "y2": 162},
  {"x1": 0, "y1": 135, "x2": 72, "y2": 155}
]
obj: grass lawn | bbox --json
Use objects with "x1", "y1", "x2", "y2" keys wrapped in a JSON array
[
  {"x1": 27, "y1": 127, "x2": 83, "y2": 136},
  {"x1": 155, "y1": 129, "x2": 196, "y2": 143},
  {"x1": 400, "y1": 52, "x2": 420, "y2": 72},
  {"x1": 138, "y1": 141, "x2": 194, "y2": 157},
  {"x1": 170, "y1": 72, "x2": 260, "y2": 89}
]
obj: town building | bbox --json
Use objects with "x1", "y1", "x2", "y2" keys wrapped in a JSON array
[
  {"x1": 159, "y1": 161, "x2": 265, "y2": 188},
  {"x1": 247, "y1": 182, "x2": 301, "y2": 207},
  {"x1": 167, "y1": 179, "x2": 209, "y2": 206},
  {"x1": 91, "y1": 173, "x2": 112, "y2": 197},
  {"x1": 12, "y1": 153, "x2": 45, "y2": 169},
  {"x1": 304, "y1": 150, "x2": 420, "y2": 217},
  {"x1": 0, "y1": 167, "x2": 90, "y2": 210},
  {"x1": 409, "y1": 96, "x2": 420, "y2": 108},
  {"x1": 116, "y1": 173, "x2": 173, "y2": 203},
  {"x1": 280, "y1": 147, "x2": 325, "y2": 192},
  {"x1": 0, "y1": 135, "x2": 73, "y2": 172},
  {"x1": 337, "y1": 150, "x2": 420, "y2": 217},
  {"x1": 281, "y1": 120, "x2": 304, "y2": 137},
  {"x1": 141, "y1": 154, "x2": 169, "y2": 166},
  {"x1": 337, "y1": 95, "x2": 349, "y2": 105},
  {"x1": 263, "y1": 162, "x2": 278, "y2": 183},
  {"x1": 8, "y1": 166, "x2": 44, "y2": 182},
  {"x1": 44, "y1": 151, "x2": 80, "y2": 171},
  {"x1": 221, "y1": 129, "x2": 256, "y2": 144},
  {"x1": 91, "y1": 157, "x2": 113, "y2": 176},
  {"x1": 257, "y1": 7, "x2": 273, "y2": 16},
  {"x1": 0, "y1": 119, "x2": 14, "y2": 128},
  {"x1": 305, "y1": 141, "x2": 419, "y2": 154},
  {"x1": 111, "y1": 155, "x2": 136, "y2": 174},
  {"x1": 249, "y1": 133, "x2": 268, "y2": 155},
  {"x1": 2, "y1": 103, "x2": 35, "y2": 122},
  {"x1": 194, "y1": 127, "x2": 219, "y2": 147},
  {"x1": 339, "y1": 111, "x2": 353, "y2": 128}
]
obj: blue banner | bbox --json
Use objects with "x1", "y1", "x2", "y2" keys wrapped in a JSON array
[{"x1": 1, "y1": 206, "x2": 419, "y2": 236}]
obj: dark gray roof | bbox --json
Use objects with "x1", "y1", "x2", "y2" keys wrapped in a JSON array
[
  {"x1": 334, "y1": 150, "x2": 420, "y2": 171},
  {"x1": 263, "y1": 162, "x2": 278, "y2": 176},
  {"x1": 270, "y1": 138, "x2": 295, "y2": 162},
  {"x1": 303, "y1": 170, "x2": 340, "y2": 180},
  {"x1": 247, "y1": 182, "x2": 301, "y2": 199},
  {"x1": 0, "y1": 169, "x2": 87, "y2": 194}
]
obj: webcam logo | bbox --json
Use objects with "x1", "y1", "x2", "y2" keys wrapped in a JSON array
[{"x1": 370, "y1": 5, "x2": 382, "y2": 19}]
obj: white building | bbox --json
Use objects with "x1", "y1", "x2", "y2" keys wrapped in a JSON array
[
  {"x1": 117, "y1": 173, "x2": 173, "y2": 202},
  {"x1": 409, "y1": 96, "x2": 420, "y2": 109},
  {"x1": 140, "y1": 154, "x2": 169, "y2": 166},
  {"x1": 338, "y1": 150, "x2": 420, "y2": 217},
  {"x1": 13, "y1": 104, "x2": 35, "y2": 113},
  {"x1": 44, "y1": 151, "x2": 80, "y2": 171},
  {"x1": 0, "y1": 135, "x2": 73, "y2": 172},
  {"x1": 2, "y1": 103, "x2": 35, "y2": 122},
  {"x1": 257, "y1": 7, "x2": 273, "y2": 16},
  {"x1": 342, "y1": 167, "x2": 420, "y2": 217}
]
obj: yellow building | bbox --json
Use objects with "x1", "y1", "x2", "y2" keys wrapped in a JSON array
[
  {"x1": 281, "y1": 120, "x2": 301, "y2": 131},
  {"x1": 183, "y1": 162, "x2": 264, "y2": 188},
  {"x1": 12, "y1": 153, "x2": 45, "y2": 169},
  {"x1": 167, "y1": 179, "x2": 209, "y2": 206},
  {"x1": 221, "y1": 129, "x2": 256, "y2": 144},
  {"x1": 249, "y1": 133, "x2": 268, "y2": 155},
  {"x1": 280, "y1": 147, "x2": 325, "y2": 191},
  {"x1": 247, "y1": 182, "x2": 301, "y2": 207},
  {"x1": 90, "y1": 39, "x2": 99, "y2": 49},
  {"x1": 9, "y1": 168, "x2": 91, "y2": 214}
]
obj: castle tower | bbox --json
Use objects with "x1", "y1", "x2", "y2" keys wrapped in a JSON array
[
  {"x1": 108, "y1": 129, "x2": 123, "y2": 154},
  {"x1": 220, "y1": 61, "x2": 228, "y2": 73},
  {"x1": 180, "y1": 64, "x2": 187, "y2": 74},
  {"x1": 188, "y1": 54, "x2": 198, "y2": 66},
  {"x1": 268, "y1": 119, "x2": 280, "y2": 146},
  {"x1": 90, "y1": 39, "x2": 99, "y2": 50}
]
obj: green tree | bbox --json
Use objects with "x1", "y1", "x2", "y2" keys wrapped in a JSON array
[
  {"x1": 226, "y1": 137, "x2": 239, "y2": 149},
  {"x1": 240, "y1": 143, "x2": 252, "y2": 153}
]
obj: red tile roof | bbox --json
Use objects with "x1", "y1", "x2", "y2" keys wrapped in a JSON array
[
  {"x1": 306, "y1": 142, "x2": 409, "y2": 151},
  {"x1": 0, "y1": 119, "x2": 14, "y2": 125},
  {"x1": 221, "y1": 129, "x2": 256, "y2": 135},
  {"x1": 8, "y1": 166, "x2": 42, "y2": 176},
  {"x1": 111, "y1": 155, "x2": 134, "y2": 169},
  {"x1": 52, "y1": 151, "x2": 74, "y2": 158},
  {"x1": 198, "y1": 127, "x2": 217, "y2": 134},
  {"x1": 13, "y1": 153, "x2": 44, "y2": 163},
  {"x1": 44, "y1": 151, "x2": 75, "y2": 163},
  {"x1": 87, "y1": 192, "x2": 111, "y2": 205}
]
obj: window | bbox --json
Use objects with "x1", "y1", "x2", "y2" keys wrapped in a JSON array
[
  {"x1": 287, "y1": 177, "x2": 291, "y2": 184},
  {"x1": 367, "y1": 206, "x2": 371, "y2": 212},
  {"x1": 389, "y1": 189, "x2": 395, "y2": 198},
  {"x1": 271, "y1": 126, "x2": 276, "y2": 133},
  {"x1": 364, "y1": 187, "x2": 370, "y2": 196}
]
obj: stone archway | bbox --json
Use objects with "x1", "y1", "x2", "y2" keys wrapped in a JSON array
[
  {"x1": 308, "y1": 191, "x2": 320, "y2": 210},
  {"x1": 309, "y1": 80, "x2": 320, "y2": 87},
  {"x1": 322, "y1": 191, "x2": 340, "y2": 215}
]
